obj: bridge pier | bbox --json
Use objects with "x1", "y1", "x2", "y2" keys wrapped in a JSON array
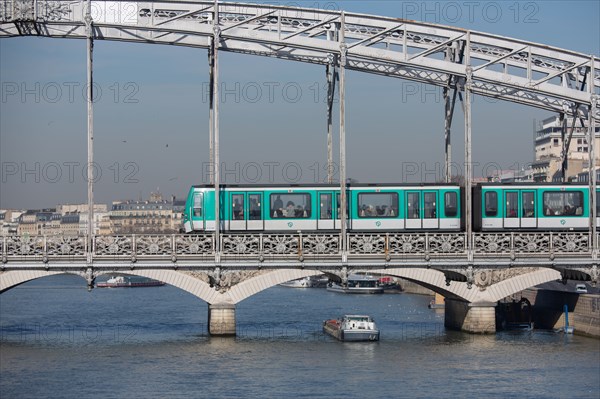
[
  {"x1": 445, "y1": 298, "x2": 496, "y2": 334},
  {"x1": 208, "y1": 303, "x2": 236, "y2": 336}
]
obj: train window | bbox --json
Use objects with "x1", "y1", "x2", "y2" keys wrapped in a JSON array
[
  {"x1": 249, "y1": 194, "x2": 261, "y2": 220},
  {"x1": 231, "y1": 194, "x2": 244, "y2": 220},
  {"x1": 484, "y1": 192, "x2": 497, "y2": 217},
  {"x1": 424, "y1": 192, "x2": 437, "y2": 219},
  {"x1": 445, "y1": 192, "x2": 458, "y2": 217},
  {"x1": 597, "y1": 191, "x2": 600, "y2": 215},
  {"x1": 320, "y1": 194, "x2": 332, "y2": 220},
  {"x1": 193, "y1": 193, "x2": 203, "y2": 217},
  {"x1": 406, "y1": 192, "x2": 420, "y2": 219},
  {"x1": 335, "y1": 193, "x2": 349, "y2": 218},
  {"x1": 270, "y1": 193, "x2": 311, "y2": 218},
  {"x1": 506, "y1": 192, "x2": 518, "y2": 218},
  {"x1": 543, "y1": 191, "x2": 583, "y2": 216},
  {"x1": 522, "y1": 192, "x2": 535, "y2": 218},
  {"x1": 358, "y1": 193, "x2": 398, "y2": 218}
]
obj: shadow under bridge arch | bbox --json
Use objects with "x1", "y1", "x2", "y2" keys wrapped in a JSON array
[
  {"x1": 0, "y1": 270, "x2": 66, "y2": 293},
  {"x1": 226, "y1": 269, "x2": 327, "y2": 304},
  {"x1": 370, "y1": 268, "x2": 477, "y2": 302},
  {"x1": 371, "y1": 267, "x2": 564, "y2": 304},
  {"x1": 97, "y1": 269, "x2": 221, "y2": 304}
]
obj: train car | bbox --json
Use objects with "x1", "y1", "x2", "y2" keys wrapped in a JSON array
[
  {"x1": 348, "y1": 184, "x2": 461, "y2": 231},
  {"x1": 473, "y1": 183, "x2": 599, "y2": 231},
  {"x1": 182, "y1": 184, "x2": 462, "y2": 233}
]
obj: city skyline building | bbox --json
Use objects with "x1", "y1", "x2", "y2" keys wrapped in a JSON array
[{"x1": 532, "y1": 116, "x2": 600, "y2": 182}]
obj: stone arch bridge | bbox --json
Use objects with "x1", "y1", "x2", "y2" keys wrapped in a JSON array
[
  {"x1": 1, "y1": 232, "x2": 597, "y2": 334},
  {"x1": 1, "y1": 1, "x2": 599, "y2": 334}
]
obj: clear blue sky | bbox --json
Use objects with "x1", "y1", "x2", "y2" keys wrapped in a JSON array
[{"x1": 1, "y1": 1, "x2": 599, "y2": 209}]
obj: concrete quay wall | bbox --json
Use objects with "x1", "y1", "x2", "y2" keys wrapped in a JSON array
[{"x1": 519, "y1": 289, "x2": 600, "y2": 338}]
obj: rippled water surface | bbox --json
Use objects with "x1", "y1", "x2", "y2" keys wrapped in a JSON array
[{"x1": 1, "y1": 275, "x2": 599, "y2": 398}]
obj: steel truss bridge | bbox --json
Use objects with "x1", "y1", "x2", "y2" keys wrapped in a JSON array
[
  {"x1": 1, "y1": 1, "x2": 598, "y2": 113},
  {"x1": 1, "y1": 2, "x2": 599, "y2": 329}
]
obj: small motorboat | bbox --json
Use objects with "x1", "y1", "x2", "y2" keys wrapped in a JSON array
[
  {"x1": 323, "y1": 315, "x2": 380, "y2": 342},
  {"x1": 279, "y1": 277, "x2": 312, "y2": 288},
  {"x1": 279, "y1": 275, "x2": 330, "y2": 288}
]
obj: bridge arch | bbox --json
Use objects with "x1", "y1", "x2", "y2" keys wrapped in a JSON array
[
  {"x1": 483, "y1": 268, "x2": 562, "y2": 303},
  {"x1": 371, "y1": 268, "x2": 477, "y2": 302},
  {"x1": 97, "y1": 270, "x2": 221, "y2": 304},
  {"x1": 0, "y1": 270, "x2": 65, "y2": 293},
  {"x1": 0, "y1": 269, "x2": 221, "y2": 304},
  {"x1": 372, "y1": 267, "x2": 564, "y2": 304},
  {"x1": 226, "y1": 269, "x2": 325, "y2": 303},
  {"x1": 0, "y1": 267, "x2": 573, "y2": 304}
]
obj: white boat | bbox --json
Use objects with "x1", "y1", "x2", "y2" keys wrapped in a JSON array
[
  {"x1": 326, "y1": 274, "x2": 384, "y2": 294},
  {"x1": 279, "y1": 275, "x2": 329, "y2": 288},
  {"x1": 323, "y1": 315, "x2": 380, "y2": 342},
  {"x1": 279, "y1": 277, "x2": 312, "y2": 288}
]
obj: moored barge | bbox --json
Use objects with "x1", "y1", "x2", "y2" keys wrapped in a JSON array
[{"x1": 323, "y1": 315, "x2": 380, "y2": 342}]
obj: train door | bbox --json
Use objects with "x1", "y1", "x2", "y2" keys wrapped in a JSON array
[
  {"x1": 191, "y1": 191, "x2": 205, "y2": 231},
  {"x1": 405, "y1": 191, "x2": 421, "y2": 229},
  {"x1": 423, "y1": 191, "x2": 439, "y2": 229},
  {"x1": 521, "y1": 190, "x2": 537, "y2": 229},
  {"x1": 230, "y1": 192, "x2": 246, "y2": 231},
  {"x1": 503, "y1": 190, "x2": 520, "y2": 228},
  {"x1": 318, "y1": 192, "x2": 334, "y2": 230},
  {"x1": 247, "y1": 192, "x2": 264, "y2": 230}
]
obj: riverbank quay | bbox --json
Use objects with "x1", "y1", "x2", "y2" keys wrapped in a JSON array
[{"x1": 518, "y1": 282, "x2": 599, "y2": 338}]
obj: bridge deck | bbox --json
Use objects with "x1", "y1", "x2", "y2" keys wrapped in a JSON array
[{"x1": 1, "y1": 232, "x2": 596, "y2": 268}]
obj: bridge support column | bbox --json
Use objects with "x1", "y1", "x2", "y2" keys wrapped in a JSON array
[
  {"x1": 85, "y1": 0, "x2": 95, "y2": 262},
  {"x1": 208, "y1": 303, "x2": 236, "y2": 336},
  {"x1": 445, "y1": 298, "x2": 496, "y2": 334}
]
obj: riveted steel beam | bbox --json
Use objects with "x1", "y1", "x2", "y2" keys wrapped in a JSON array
[
  {"x1": 85, "y1": 0, "x2": 94, "y2": 264},
  {"x1": 339, "y1": 11, "x2": 347, "y2": 263},
  {"x1": 212, "y1": 0, "x2": 221, "y2": 260},
  {"x1": 325, "y1": 58, "x2": 337, "y2": 184}
]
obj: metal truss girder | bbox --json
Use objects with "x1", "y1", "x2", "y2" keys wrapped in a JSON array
[
  {"x1": 154, "y1": 5, "x2": 213, "y2": 27},
  {"x1": 472, "y1": 45, "x2": 529, "y2": 72},
  {"x1": 408, "y1": 33, "x2": 465, "y2": 61},
  {"x1": 0, "y1": 31, "x2": 595, "y2": 119},
  {"x1": 347, "y1": 22, "x2": 402, "y2": 49},
  {"x1": 0, "y1": 1, "x2": 598, "y2": 116},
  {"x1": 281, "y1": 14, "x2": 338, "y2": 41}
]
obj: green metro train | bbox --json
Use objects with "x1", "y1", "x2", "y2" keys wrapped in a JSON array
[{"x1": 182, "y1": 183, "x2": 599, "y2": 233}]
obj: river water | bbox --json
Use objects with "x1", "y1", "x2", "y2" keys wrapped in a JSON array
[{"x1": 1, "y1": 275, "x2": 599, "y2": 398}]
